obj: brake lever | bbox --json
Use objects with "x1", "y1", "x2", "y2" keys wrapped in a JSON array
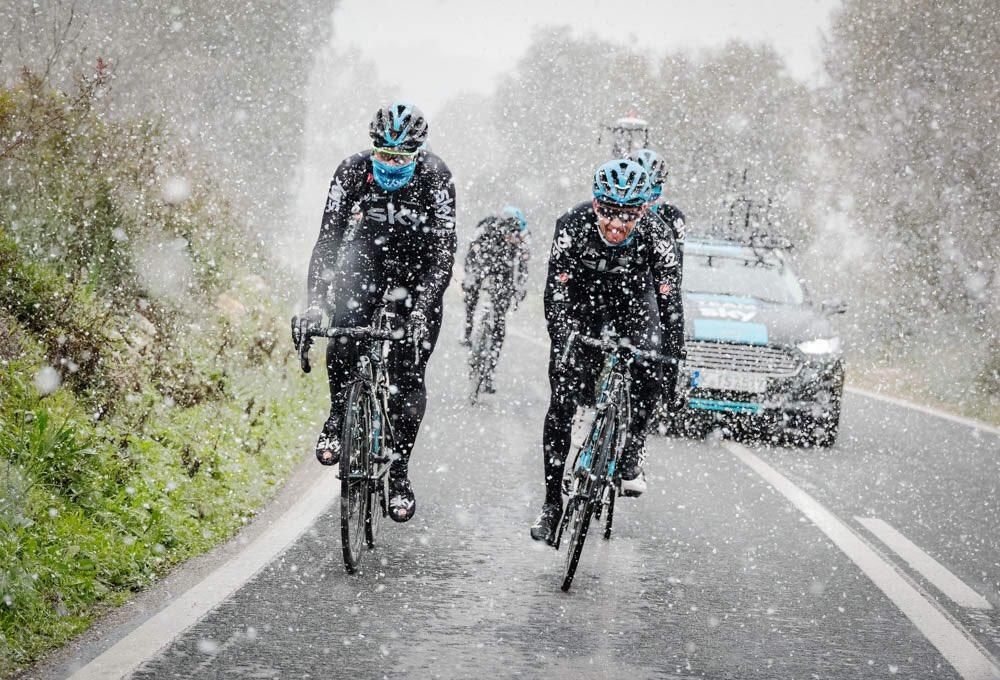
[
  {"x1": 412, "y1": 329, "x2": 424, "y2": 365},
  {"x1": 299, "y1": 328, "x2": 313, "y2": 373},
  {"x1": 559, "y1": 330, "x2": 578, "y2": 368}
]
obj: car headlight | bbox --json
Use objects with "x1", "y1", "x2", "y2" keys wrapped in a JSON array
[{"x1": 798, "y1": 337, "x2": 841, "y2": 355}]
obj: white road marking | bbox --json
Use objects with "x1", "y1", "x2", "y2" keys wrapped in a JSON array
[
  {"x1": 856, "y1": 517, "x2": 993, "y2": 610},
  {"x1": 723, "y1": 440, "x2": 1000, "y2": 680},
  {"x1": 68, "y1": 469, "x2": 339, "y2": 680},
  {"x1": 846, "y1": 386, "x2": 1000, "y2": 437}
]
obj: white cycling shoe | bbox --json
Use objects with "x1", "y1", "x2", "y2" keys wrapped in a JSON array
[{"x1": 619, "y1": 466, "x2": 647, "y2": 497}]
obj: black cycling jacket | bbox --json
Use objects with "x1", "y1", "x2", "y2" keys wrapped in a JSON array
[
  {"x1": 464, "y1": 216, "x2": 530, "y2": 294},
  {"x1": 652, "y1": 202, "x2": 686, "y2": 273},
  {"x1": 653, "y1": 202, "x2": 686, "y2": 240},
  {"x1": 307, "y1": 149, "x2": 457, "y2": 317},
  {"x1": 544, "y1": 201, "x2": 684, "y2": 357}
]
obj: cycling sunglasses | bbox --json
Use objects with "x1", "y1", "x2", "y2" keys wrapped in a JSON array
[
  {"x1": 372, "y1": 146, "x2": 419, "y2": 164},
  {"x1": 593, "y1": 199, "x2": 645, "y2": 223}
]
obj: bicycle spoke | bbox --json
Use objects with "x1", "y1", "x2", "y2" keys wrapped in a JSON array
[{"x1": 341, "y1": 383, "x2": 372, "y2": 573}]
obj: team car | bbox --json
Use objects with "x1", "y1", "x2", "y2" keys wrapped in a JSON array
[{"x1": 666, "y1": 235, "x2": 845, "y2": 447}]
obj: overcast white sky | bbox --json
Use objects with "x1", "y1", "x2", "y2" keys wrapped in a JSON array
[{"x1": 331, "y1": 0, "x2": 841, "y2": 114}]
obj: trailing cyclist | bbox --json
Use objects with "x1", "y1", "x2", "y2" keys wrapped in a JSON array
[
  {"x1": 293, "y1": 102, "x2": 456, "y2": 523},
  {"x1": 629, "y1": 148, "x2": 688, "y2": 423},
  {"x1": 628, "y1": 148, "x2": 687, "y2": 271},
  {"x1": 460, "y1": 206, "x2": 530, "y2": 391},
  {"x1": 530, "y1": 158, "x2": 685, "y2": 544}
]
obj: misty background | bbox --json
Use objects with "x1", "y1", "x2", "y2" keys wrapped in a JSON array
[{"x1": 2, "y1": 0, "x2": 997, "y2": 416}]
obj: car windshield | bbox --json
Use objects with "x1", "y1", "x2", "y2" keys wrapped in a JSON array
[{"x1": 683, "y1": 252, "x2": 805, "y2": 305}]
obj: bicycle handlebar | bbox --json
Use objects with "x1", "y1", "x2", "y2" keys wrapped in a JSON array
[
  {"x1": 560, "y1": 330, "x2": 677, "y2": 368},
  {"x1": 295, "y1": 321, "x2": 403, "y2": 374},
  {"x1": 308, "y1": 326, "x2": 398, "y2": 341}
]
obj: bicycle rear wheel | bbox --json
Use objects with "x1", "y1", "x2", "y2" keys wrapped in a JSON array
[
  {"x1": 468, "y1": 312, "x2": 494, "y2": 405},
  {"x1": 560, "y1": 486, "x2": 594, "y2": 592},
  {"x1": 341, "y1": 382, "x2": 372, "y2": 573}
]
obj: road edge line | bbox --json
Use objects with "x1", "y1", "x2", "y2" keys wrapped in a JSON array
[
  {"x1": 846, "y1": 385, "x2": 999, "y2": 436},
  {"x1": 67, "y1": 469, "x2": 338, "y2": 680},
  {"x1": 723, "y1": 440, "x2": 1000, "y2": 680}
]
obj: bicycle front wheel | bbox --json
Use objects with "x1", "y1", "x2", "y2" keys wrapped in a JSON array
[
  {"x1": 341, "y1": 381, "x2": 373, "y2": 573},
  {"x1": 365, "y1": 451, "x2": 387, "y2": 548},
  {"x1": 560, "y1": 489, "x2": 594, "y2": 592}
]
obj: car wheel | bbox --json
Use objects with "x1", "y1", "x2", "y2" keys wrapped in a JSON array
[{"x1": 805, "y1": 392, "x2": 842, "y2": 448}]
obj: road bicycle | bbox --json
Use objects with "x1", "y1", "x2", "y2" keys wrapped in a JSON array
[
  {"x1": 555, "y1": 330, "x2": 670, "y2": 592},
  {"x1": 295, "y1": 308, "x2": 405, "y2": 573}
]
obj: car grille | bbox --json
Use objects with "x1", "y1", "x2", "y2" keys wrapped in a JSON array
[{"x1": 684, "y1": 341, "x2": 801, "y2": 377}]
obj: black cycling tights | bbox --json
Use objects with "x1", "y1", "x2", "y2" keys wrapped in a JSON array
[
  {"x1": 464, "y1": 273, "x2": 513, "y2": 369},
  {"x1": 542, "y1": 290, "x2": 662, "y2": 506},
  {"x1": 325, "y1": 248, "x2": 443, "y2": 478}
]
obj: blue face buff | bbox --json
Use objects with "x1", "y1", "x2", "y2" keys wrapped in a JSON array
[
  {"x1": 372, "y1": 157, "x2": 416, "y2": 192},
  {"x1": 649, "y1": 184, "x2": 663, "y2": 202}
]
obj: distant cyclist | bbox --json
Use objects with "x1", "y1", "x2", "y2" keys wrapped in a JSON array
[
  {"x1": 628, "y1": 148, "x2": 687, "y2": 271},
  {"x1": 460, "y1": 207, "x2": 531, "y2": 389},
  {"x1": 293, "y1": 102, "x2": 456, "y2": 523},
  {"x1": 530, "y1": 158, "x2": 684, "y2": 544}
]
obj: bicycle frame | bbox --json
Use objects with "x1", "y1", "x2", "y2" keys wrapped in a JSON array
[
  {"x1": 555, "y1": 341, "x2": 633, "y2": 553},
  {"x1": 347, "y1": 312, "x2": 399, "y2": 476},
  {"x1": 302, "y1": 306, "x2": 410, "y2": 573}
]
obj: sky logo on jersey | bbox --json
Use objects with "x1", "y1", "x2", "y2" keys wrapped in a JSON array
[
  {"x1": 366, "y1": 202, "x2": 420, "y2": 226},
  {"x1": 693, "y1": 319, "x2": 768, "y2": 345}
]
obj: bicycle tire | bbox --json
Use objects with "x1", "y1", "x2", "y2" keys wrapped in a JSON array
[
  {"x1": 341, "y1": 381, "x2": 372, "y2": 573},
  {"x1": 604, "y1": 486, "x2": 616, "y2": 540},
  {"x1": 561, "y1": 403, "x2": 621, "y2": 590},
  {"x1": 560, "y1": 490, "x2": 594, "y2": 592},
  {"x1": 597, "y1": 404, "x2": 620, "y2": 541},
  {"x1": 365, "y1": 426, "x2": 387, "y2": 547},
  {"x1": 468, "y1": 308, "x2": 494, "y2": 405}
]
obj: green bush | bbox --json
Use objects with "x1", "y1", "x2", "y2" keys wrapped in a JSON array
[{"x1": 0, "y1": 68, "x2": 321, "y2": 675}]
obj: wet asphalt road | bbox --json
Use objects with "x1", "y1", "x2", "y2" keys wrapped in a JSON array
[{"x1": 126, "y1": 297, "x2": 999, "y2": 679}]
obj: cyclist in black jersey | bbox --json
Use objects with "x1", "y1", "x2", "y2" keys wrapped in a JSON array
[
  {"x1": 628, "y1": 148, "x2": 687, "y2": 272},
  {"x1": 530, "y1": 159, "x2": 685, "y2": 544},
  {"x1": 460, "y1": 206, "x2": 531, "y2": 387},
  {"x1": 294, "y1": 102, "x2": 456, "y2": 523},
  {"x1": 629, "y1": 148, "x2": 688, "y2": 419}
]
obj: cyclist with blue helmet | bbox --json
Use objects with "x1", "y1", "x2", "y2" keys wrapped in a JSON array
[
  {"x1": 628, "y1": 148, "x2": 687, "y2": 271},
  {"x1": 461, "y1": 206, "x2": 531, "y2": 383},
  {"x1": 293, "y1": 102, "x2": 456, "y2": 523},
  {"x1": 628, "y1": 148, "x2": 688, "y2": 423},
  {"x1": 530, "y1": 159, "x2": 685, "y2": 544}
]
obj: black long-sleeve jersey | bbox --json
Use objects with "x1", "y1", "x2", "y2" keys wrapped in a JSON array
[
  {"x1": 652, "y1": 202, "x2": 687, "y2": 274},
  {"x1": 464, "y1": 216, "x2": 531, "y2": 293},
  {"x1": 307, "y1": 149, "x2": 457, "y2": 316},
  {"x1": 544, "y1": 201, "x2": 684, "y2": 356},
  {"x1": 653, "y1": 203, "x2": 686, "y2": 244}
]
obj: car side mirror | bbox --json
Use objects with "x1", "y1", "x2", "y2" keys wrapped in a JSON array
[{"x1": 821, "y1": 299, "x2": 847, "y2": 315}]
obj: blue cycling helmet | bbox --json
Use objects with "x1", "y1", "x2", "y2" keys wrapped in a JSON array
[
  {"x1": 628, "y1": 148, "x2": 666, "y2": 202},
  {"x1": 501, "y1": 205, "x2": 528, "y2": 231},
  {"x1": 593, "y1": 159, "x2": 652, "y2": 206},
  {"x1": 369, "y1": 102, "x2": 429, "y2": 152},
  {"x1": 628, "y1": 148, "x2": 665, "y2": 186}
]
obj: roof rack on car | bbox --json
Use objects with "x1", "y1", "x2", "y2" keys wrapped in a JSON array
[
  {"x1": 598, "y1": 112, "x2": 650, "y2": 157},
  {"x1": 690, "y1": 168, "x2": 795, "y2": 253}
]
